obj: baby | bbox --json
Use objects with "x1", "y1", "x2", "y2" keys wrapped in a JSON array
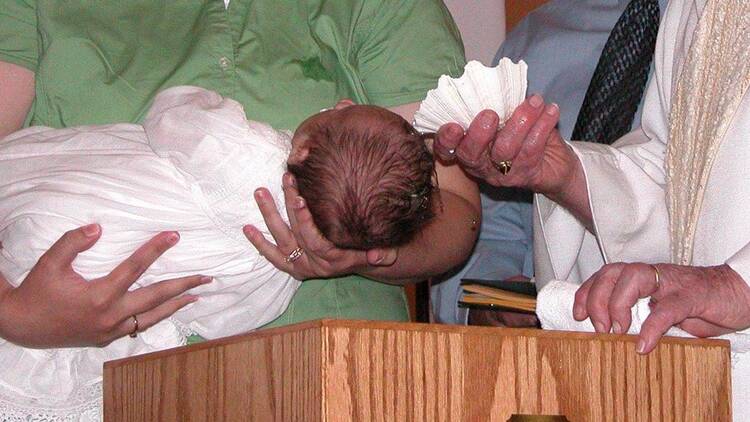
[
  {"x1": 288, "y1": 100, "x2": 435, "y2": 250},
  {"x1": 0, "y1": 86, "x2": 435, "y2": 416}
]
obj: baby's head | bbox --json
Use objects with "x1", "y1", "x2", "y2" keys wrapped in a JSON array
[{"x1": 287, "y1": 102, "x2": 435, "y2": 250}]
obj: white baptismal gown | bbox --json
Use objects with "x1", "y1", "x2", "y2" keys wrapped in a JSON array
[{"x1": 0, "y1": 86, "x2": 299, "y2": 420}]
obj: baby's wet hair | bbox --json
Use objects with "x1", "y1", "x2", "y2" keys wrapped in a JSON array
[{"x1": 288, "y1": 106, "x2": 435, "y2": 250}]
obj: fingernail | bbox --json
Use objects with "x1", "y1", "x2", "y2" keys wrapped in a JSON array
[
  {"x1": 82, "y1": 223, "x2": 100, "y2": 237},
  {"x1": 254, "y1": 189, "x2": 263, "y2": 199},
  {"x1": 480, "y1": 111, "x2": 497, "y2": 130},
  {"x1": 448, "y1": 125, "x2": 464, "y2": 138},
  {"x1": 295, "y1": 196, "x2": 305, "y2": 209},
  {"x1": 166, "y1": 232, "x2": 180, "y2": 245},
  {"x1": 529, "y1": 94, "x2": 543, "y2": 108},
  {"x1": 373, "y1": 254, "x2": 385, "y2": 265},
  {"x1": 188, "y1": 295, "x2": 199, "y2": 303},
  {"x1": 243, "y1": 225, "x2": 257, "y2": 236},
  {"x1": 612, "y1": 321, "x2": 622, "y2": 334},
  {"x1": 573, "y1": 305, "x2": 584, "y2": 320},
  {"x1": 636, "y1": 340, "x2": 646, "y2": 354},
  {"x1": 594, "y1": 322, "x2": 606, "y2": 333},
  {"x1": 546, "y1": 103, "x2": 559, "y2": 116},
  {"x1": 200, "y1": 276, "x2": 213, "y2": 284}
]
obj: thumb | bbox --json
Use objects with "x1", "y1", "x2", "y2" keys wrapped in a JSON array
[
  {"x1": 366, "y1": 248, "x2": 398, "y2": 267},
  {"x1": 43, "y1": 224, "x2": 102, "y2": 269}
]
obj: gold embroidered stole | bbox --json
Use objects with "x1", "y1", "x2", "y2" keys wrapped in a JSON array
[{"x1": 666, "y1": 0, "x2": 750, "y2": 264}]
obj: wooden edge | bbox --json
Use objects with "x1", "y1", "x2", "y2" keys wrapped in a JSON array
[
  {"x1": 104, "y1": 319, "x2": 325, "y2": 368},
  {"x1": 104, "y1": 319, "x2": 730, "y2": 369},
  {"x1": 317, "y1": 319, "x2": 731, "y2": 348}
]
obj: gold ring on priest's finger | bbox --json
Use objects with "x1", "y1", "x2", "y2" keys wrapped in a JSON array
[
  {"x1": 491, "y1": 159, "x2": 512, "y2": 175},
  {"x1": 285, "y1": 247, "x2": 304, "y2": 263},
  {"x1": 650, "y1": 264, "x2": 661, "y2": 290},
  {"x1": 129, "y1": 314, "x2": 139, "y2": 338}
]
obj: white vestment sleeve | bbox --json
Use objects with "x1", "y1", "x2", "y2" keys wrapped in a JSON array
[
  {"x1": 724, "y1": 244, "x2": 750, "y2": 354},
  {"x1": 533, "y1": 0, "x2": 690, "y2": 288},
  {"x1": 534, "y1": 132, "x2": 672, "y2": 288}
]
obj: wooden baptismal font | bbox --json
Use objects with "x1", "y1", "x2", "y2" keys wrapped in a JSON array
[{"x1": 104, "y1": 319, "x2": 731, "y2": 421}]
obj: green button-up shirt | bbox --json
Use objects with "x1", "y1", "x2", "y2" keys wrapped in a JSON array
[{"x1": 0, "y1": 0, "x2": 466, "y2": 325}]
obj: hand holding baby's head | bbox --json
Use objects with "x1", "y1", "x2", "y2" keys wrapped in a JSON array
[{"x1": 288, "y1": 102, "x2": 435, "y2": 250}]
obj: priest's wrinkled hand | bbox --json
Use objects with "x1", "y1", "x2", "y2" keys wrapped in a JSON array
[
  {"x1": 245, "y1": 173, "x2": 397, "y2": 281},
  {"x1": 572, "y1": 262, "x2": 750, "y2": 354},
  {"x1": 433, "y1": 94, "x2": 576, "y2": 195},
  {"x1": 0, "y1": 225, "x2": 210, "y2": 348}
]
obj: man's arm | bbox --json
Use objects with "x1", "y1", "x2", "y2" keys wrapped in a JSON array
[{"x1": 0, "y1": 61, "x2": 35, "y2": 138}]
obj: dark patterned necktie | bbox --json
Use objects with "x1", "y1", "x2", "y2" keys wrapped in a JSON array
[{"x1": 571, "y1": 0, "x2": 661, "y2": 144}]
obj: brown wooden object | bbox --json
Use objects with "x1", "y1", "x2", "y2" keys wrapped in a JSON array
[{"x1": 104, "y1": 319, "x2": 731, "y2": 421}]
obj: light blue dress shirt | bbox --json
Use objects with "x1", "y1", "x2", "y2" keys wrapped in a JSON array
[{"x1": 431, "y1": 0, "x2": 668, "y2": 324}]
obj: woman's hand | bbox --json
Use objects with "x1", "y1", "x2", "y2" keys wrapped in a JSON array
[
  {"x1": 573, "y1": 262, "x2": 750, "y2": 354},
  {"x1": 0, "y1": 224, "x2": 211, "y2": 348},
  {"x1": 244, "y1": 173, "x2": 397, "y2": 280}
]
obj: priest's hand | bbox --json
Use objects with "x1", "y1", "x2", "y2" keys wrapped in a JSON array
[
  {"x1": 245, "y1": 173, "x2": 397, "y2": 281},
  {"x1": 433, "y1": 95, "x2": 575, "y2": 195},
  {"x1": 0, "y1": 225, "x2": 210, "y2": 348},
  {"x1": 573, "y1": 262, "x2": 750, "y2": 354},
  {"x1": 433, "y1": 95, "x2": 594, "y2": 228}
]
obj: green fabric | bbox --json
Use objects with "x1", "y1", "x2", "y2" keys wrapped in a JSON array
[
  {"x1": 186, "y1": 334, "x2": 205, "y2": 345},
  {"x1": 0, "y1": 0, "x2": 465, "y2": 326},
  {"x1": 184, "y1": 277, "x2": 408, "y2": 335},
  {"x1": 0, "y1": 0, "x2": 465, "y2": 130},
  {"x1": 263, "y1": 276, "x2": 409, "y2": 328}
]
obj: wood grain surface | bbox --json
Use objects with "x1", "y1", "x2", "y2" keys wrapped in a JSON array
[{"x1": 104, "y1": 320, "x2": 731, "y2": 421}]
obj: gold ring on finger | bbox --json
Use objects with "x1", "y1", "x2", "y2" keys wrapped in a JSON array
[
  {"x1": 284, "y1": 247, "x2": 304, "y2": 263},
  {"x1": 129, "y1": 314, "x2": 139, "y2": 338},
  {"x1": 650, "y1": 264, "x2": 661, "y2": 290},
  {"x1": 491, "y1": 159, "x2": 513, "y2": 175}
]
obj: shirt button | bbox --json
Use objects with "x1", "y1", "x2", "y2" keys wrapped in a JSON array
[{"x1": 219, "y1": 56, "x2": 231, "y2": 70}]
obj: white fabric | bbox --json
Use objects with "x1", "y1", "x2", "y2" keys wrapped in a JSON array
[
  {"x1": 538, "y1": 280, "x2": 750, "y2": 354},
  {"x1": 533, "y1": 1, "x2": 750, "y2": 419},
  {"x1": 0, "y1": 86, "x2": 298, "y2": 419},
  {"x1": 539, "y1": 280, "x2": 679, "y2": 336}
]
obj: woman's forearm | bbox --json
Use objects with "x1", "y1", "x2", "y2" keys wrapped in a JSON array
[
  {"x1": 362, "y1": 99, "x2": 483, "y2": 284},
  {"x1": 361, "y1": 190, "x2": 481, "y2": 284},
  {"x1": 360, "y1": 156, "x2": 481, "y2": 285},
  {"x1": 0, "y1": 272, "x2": 13, "y2": 340},
  {"x1": 0, "y1": 61, "x2": 35, "y2": 139}
]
